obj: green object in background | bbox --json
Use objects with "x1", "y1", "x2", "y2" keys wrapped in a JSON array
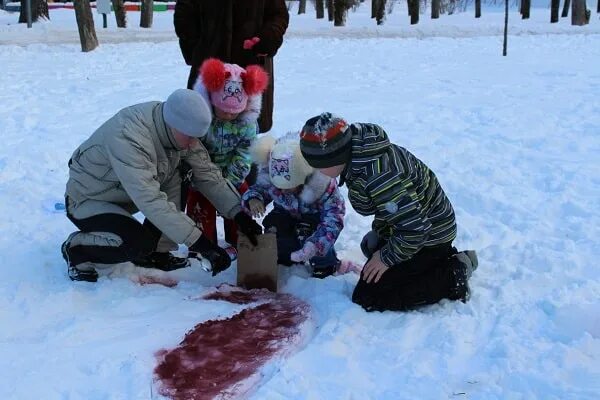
[{"x1": 153, "y1": 3, "x2": 167, "y2": 11}]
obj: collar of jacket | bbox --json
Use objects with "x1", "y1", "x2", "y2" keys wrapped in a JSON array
[{"x1": 154, "y1": 102, "x2": 184, "y2": 151}]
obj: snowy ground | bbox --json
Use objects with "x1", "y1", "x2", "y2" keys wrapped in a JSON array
[{"x1": 1, "y1": 3, "x2": 599, "y2": 400}]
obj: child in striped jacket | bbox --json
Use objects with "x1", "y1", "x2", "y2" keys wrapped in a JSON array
[
  {"x1": 242, "y1": 133, "x2": 346, "y2": 278},
  {"x1": 299, "y1": 113, "x2": 478, "y2": 311}
]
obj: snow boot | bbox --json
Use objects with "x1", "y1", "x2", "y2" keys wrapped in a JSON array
[
  {"x1": 133, "y1": 252, "x2": 190, "y2": 272},
  {"x1": 448, "y1": 250, "x2": 478, "y2": 302},
  {"x1": 61, "y1": 232, "x2": 99, "y2": 283},
  {"x1": 311, "y1": 260, "x2": 340, "y2": 279}
]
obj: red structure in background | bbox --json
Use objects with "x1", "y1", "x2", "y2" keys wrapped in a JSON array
[{"x1": 154, "y1": 286, "x2": 311, "y2": 400}]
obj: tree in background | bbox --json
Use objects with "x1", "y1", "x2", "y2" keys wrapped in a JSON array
[
  {"x1": 112, "y1": 0, "x2": 126, "y2": 28},
  {"x1": 333, "y1": 0, "x2": 347, "y2": 25},
  {"x1": 140, "y1": 0, "x2": 153, "y2": 28},
  {"x1": 18, "y1": 0, "x2": 48, "y2": 23},
  {"x1": 327, "y1": 0, "x2": 334, "y2": 21},
  {"x1": 551, "y1": 0, "x2": 560, "y2": 22},
  {"x1": 571, "y1": 0, "x2": 589, "y2": 24},
  {"x1": 299, "y1": 0, "x2": 307, "y2": 14},
  {"x1": 521, "y1": 0, "x2": 531, "y2": 19},
  {"x1": 408, "y1": 0, "x2": 419, "y2": 24},
  {"x1": 503, "y1": 0, "x2": 508, "y2": 55},
  {"x1": 476, "y1": 0, "x2": 481, "y2": 17},
  {"x1": 562, "y1": 0, "x2": 571, "y2": 17},
  {"x1": 432, "y1": 0, "x2": 440, "y2": 18},
  {"x1": 314, "y1": 0, "x2": 325, "y2": 18},
  {"x1": 375, "y1": 0, "x2": 386, "y2": 24},
  {"x1": 74, "y1": 0, "x2": 98, "y2": 52}
]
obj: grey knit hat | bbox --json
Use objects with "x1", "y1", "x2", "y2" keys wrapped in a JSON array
[
  {"x1": 162, "y1": 89, "x2": 212, "y2": 137},
  {"x1": 299, "y1": 112, "x2": 352, "y2": 168}
]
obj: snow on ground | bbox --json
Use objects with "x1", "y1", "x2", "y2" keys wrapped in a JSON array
[{"x1": 0, "y1": 3, "x2": 599, "y2": 400}]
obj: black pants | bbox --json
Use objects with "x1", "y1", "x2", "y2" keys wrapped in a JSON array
[
  {"x1": 352, "y1": 243, "x2": 458, "y2": 312},
  {"x1": 66, "y1": 203, "x2": 162, "y2": 267}
]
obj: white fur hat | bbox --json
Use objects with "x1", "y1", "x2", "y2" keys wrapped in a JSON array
[{"x1": 251, "y1": 132, "x2": 314, "y2": 190}]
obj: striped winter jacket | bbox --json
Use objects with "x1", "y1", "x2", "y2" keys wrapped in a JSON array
[{"x1": 340, "y1": 123, "x2": 457, "y2": 267}]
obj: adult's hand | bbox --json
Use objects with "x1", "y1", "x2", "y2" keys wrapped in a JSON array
[
  {"x1": 234, "y1": 212, "x2": 262, "y2": 246},
  {"x1": 189, "y1": 235, "x2": 231, "y2": 276}
]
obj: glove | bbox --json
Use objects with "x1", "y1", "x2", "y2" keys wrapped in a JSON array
[
  {"x1": 243, "y1": 36, "x2": 261, "y2": 50},
  {"x1": 248, "y1": 198, "x2": 266, "y2": 218},
  {"x1": 360, "y1": 230, "x2": 379, "y2": 259},
  {"x1": 234, "y1": 212, "x2": 262, "y2": 246},
  {"x1": 290, "y1": 242, "x2": 317, "y2": 263},
  {"x1": 189, "y1": 235, "x2": 231, "y2": 276}
]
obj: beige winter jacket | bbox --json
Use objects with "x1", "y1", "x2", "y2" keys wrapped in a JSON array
[{"x1": 65, "y1": 101, "x2": 242, "y2": 247}]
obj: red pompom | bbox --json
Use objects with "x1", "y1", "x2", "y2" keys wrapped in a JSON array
[
  {"x1": 200, "y1": 58, "x2": 229, "y2": 92},
  {"x1": 242, "y1": 65, "x2": 269, "y2": 96}
]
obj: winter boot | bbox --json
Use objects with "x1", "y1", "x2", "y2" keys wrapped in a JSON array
[
  {"x1": 133, "y1": 252, "x2": 190, "y2": 272},
  {"x1": 311, "y1": 259, "x2": 341, "y2": 279},
  {"x1": 448, "y1": 250, "x2": 478, "y2": 302},
  {"x1": 61, "y1": 232, "x2": 99, "y2": 283}
]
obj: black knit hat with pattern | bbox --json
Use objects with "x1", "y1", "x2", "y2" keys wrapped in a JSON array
[{"x1": 299, "y1": 112, "x2": 352, "y2": 168}]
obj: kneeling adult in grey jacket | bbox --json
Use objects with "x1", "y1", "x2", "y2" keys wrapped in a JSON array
[{"x1": 62, "y1": 89, "x2": 261, "y2": 282}]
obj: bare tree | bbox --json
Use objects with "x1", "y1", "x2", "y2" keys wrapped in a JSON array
[
  {"x1": 74, "y1": 0, "x2": 98, "y2": 52},
  {"x1": 372, "y1": 0, "x2": 378, "y2": 17},
  {"x1": 298, "y1": 0, "x2": 307, "y2": 14},
  {"x1": 476, "y1": 0, "x2": 481, "y2": 17},
  {"x1": 327, "y1": 0, "x2": 334, "y2": 21},
  {"x1": 375, "y1": 0, "x2": 386, "y2": 24},
  {"x1": 140, "y1": 0, "x2": 153, "y2": 28},
  {"x1": 562, "y1": 0, "x2": 571, "y2": 17},
  {"x1": 571, "y1": 0, "x2": 588, "y2": 24},
  {"x1": 522, "y1": 0, "x2": 530, "y2": 18},
  {"x1": 112, "y1": 0, "x2": 126, "y2": 28},
  {"x1": 432, "y1": 0, "x2": 440, "y2": 18},
  {"x1": 551, "y1": 0, "x2": 560, "y2": 21},
  {"x1": 503, "y1": 0, "x2": 508, "y2": 56},
  {"x1": 408, "y1": 0, "x2": 419, "y2": 24},
  {"x1": 333, "y1": 0, "x2": 347, "y2": 25},
  {"x1": 19, "y1": 0, "x2": 49, "y2": 23},
  {"x1": 315, "y1": 0, "x2": 325, "y2": 18},
  {"x1": 597, "y1": 0, "x2": 599, "y2": 14}
]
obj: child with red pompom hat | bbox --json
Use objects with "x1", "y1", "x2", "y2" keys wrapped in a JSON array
[{"x1": 185, "y1": 58, "x2": 269, "y2": 253}]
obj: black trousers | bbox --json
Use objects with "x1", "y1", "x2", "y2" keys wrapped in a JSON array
[
  {"x1": 352, "y1": 243, "x2": 458, "y2": 312},
  {"x1": 66, "y1": 201, "x2": 162, "y2": 267}
]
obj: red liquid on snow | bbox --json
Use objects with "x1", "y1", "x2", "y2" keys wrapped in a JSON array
[{"x1": 154, "y1": 288, "x2": 310, "y2": 400}]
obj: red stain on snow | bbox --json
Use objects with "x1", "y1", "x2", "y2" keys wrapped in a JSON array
[{"x1": 154, "y1": 287, "x2": 311, "y2": 400}]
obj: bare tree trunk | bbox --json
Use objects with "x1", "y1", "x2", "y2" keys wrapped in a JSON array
[
  {"x1": 19, "y1": 0, "x2": 49, "y2": 23},
  {"x1": 571, "y1": 0, "x2": 588, "y2": 24},
  {"x1": 298, "y1": 0, "x2": 307, "y2": 14},
  {"x1": 551, "y1": 0, "x2": 560, "y2": 21},
  {"x1": 408, "y1": 0, "x2": 419, "y2": 24},
  {"x1": 112, "y1": 0, "x2": 126, "y2": 28},
  {"x1": 333, "y1": 0, "x2": 347, "y2": 26},
  {"x1": 140, "y1": 0, "x2": 153, "y2": 28},
  {"x1": 503, "y1": 0, "x2": 508, "y2": 56},
  {"x1": 562, "y1": 0, "x2": 571, "y2": 17},
  {"x1": 432, "y1": 0, "x2": 440, "y2": 18},
  {"x1": 316, "y1": 0, "x2": 325, "y2": 18},
  {"x1": 74, "y1": 0, "x2": 98, "y2": 52},
  {"x1": 522, "y1": 0, "x2": 530, "y2": 18},
  {"x1": 375, "y1": 0, "x2": 386, "y2": 24},
  {"x1": 597, "y1": 0, "x2": 599, "y2": 13},
  {"x1": 372, "y1": 0, "x2": 378, "y2": 17},
  {"x1": 327, "y1": 0, "x2": 334, "y2": 21},
  {"x1": 475, "y1": 0, "x2": 481, "y2": 17}
]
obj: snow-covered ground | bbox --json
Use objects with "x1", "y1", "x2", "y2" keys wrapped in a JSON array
[{"x1": 1, "y1": 3, "x2": 599, "y2": 399}]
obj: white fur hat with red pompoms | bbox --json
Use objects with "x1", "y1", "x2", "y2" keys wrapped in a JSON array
[{"x1": 193, "y1": 58, "x2": 269, "y2": 121}]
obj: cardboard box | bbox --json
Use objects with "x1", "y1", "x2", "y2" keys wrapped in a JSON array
[{"x1": 237, "y1": 233, "x2": 279, "y2": 292}]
